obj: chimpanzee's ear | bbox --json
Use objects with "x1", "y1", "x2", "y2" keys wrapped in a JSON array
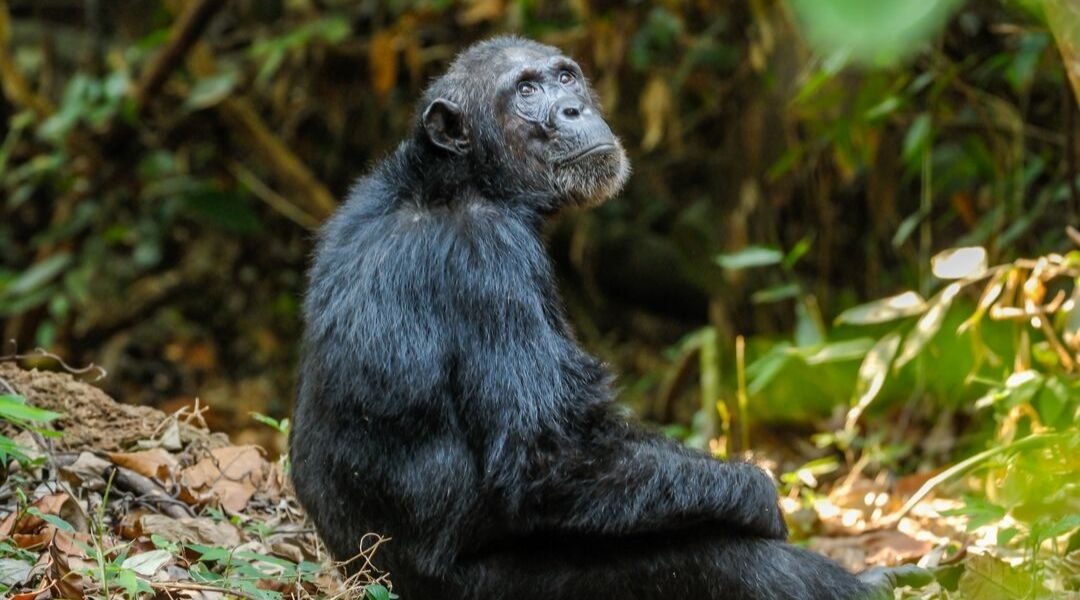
[{"x1": 422, "y1": 99, "x2": 469, "y2": 155}]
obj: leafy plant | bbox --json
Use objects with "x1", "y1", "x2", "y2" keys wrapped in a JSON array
[{"x1": 0, "y1": 393, "x2": 61, "y2": 466}]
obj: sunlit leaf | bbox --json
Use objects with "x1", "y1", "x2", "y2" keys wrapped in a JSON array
[
  {"x1": 939, "y1": 495, "x2": 1006, "y2": 531},
  {"x1": 716, "y1": 246, "x2": 784, "y2": 270},
  {"x1": 931, "y1": 246, "x2": 987, "y2": 279},
  {"x1": 957, "y1": 554, "x2": 1030, "y2": 600},
  {"x1": 894, "y1": 282, "x2": 962, "y2": 370},
  {"x1": 958, "y1": 272, "x2": 1006, "y2": 334},
  {"x1": 845, "y1": 331, "x2": 902, "y2": 431},
  {"x1": 835, "y1": 291, "x2": 927, "y2": 325},
  {"x1": 0, "y1": 395, "x2": 62, "y2": 423},
  {"x1": 794, "y1": 338, "x2": 875, "y2": 365}
]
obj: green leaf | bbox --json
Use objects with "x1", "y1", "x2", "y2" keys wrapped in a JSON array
[
  {"x1": 940, "y1": 495, "x2": 1006, "y2": 531},
  {"x1": 751, "y1": 283, "x2": 800, "y2": 304},
  {"x1": 746, "y1": 343, "x2": 792, "y2": 395},
  {"x1": 716, "y1": 246, "x2": 783, "y2": 270},
  {"x1": 957, "y1": 554, "x2": 1032, "y2": 600},
  {"x1": 185, "y1": 72, "x2": 239, "y2": 111},
  {"x1": 892, "y1": 207, "x2": 929, "y2": 248},
  {"x1": 789, "y1": 0, "x2": 963, "y2": 66},
  {"x1": 782, "y1": 236, "x2": 813, "y2": 269},
  {"x1": 182, "y1": 189, "x2": 260, "y2": 233},
  {"x1": 793, "y1": 338, "x2": 875, "y2": 365},
  {"x1": 794, "y1": 297, "x2": 826, "y2": 347},
  {"x1": 1, "y1": 253, "x2": 72, "y2": 297},
  {"x1": 864, "y1": 95, "x2": 901, "y2": 120},
  {"x1": 0, "y1": 395, "x2": 62, "y2": 424},
  {"x1": 25, "y1": 508, "x2": 74, "y2": 533},
  {"x1": 365, "y1": 584, "x2": 392, "y2": 600},
  {"x1": 902, "y1": 112, "x2": 932, "y2": 162},
  {"x1": 835, "y1": 291, "x2": 927, "y2": 325},
  {"x1": 893, "y1": 282, "x2": 961, "y2": 370},
  {"x1": 115, "y1": 569, "x2": 140, "y2": 599},
  {"x1": 845, "y1": 331, "x2": 902, "y2": 431}
]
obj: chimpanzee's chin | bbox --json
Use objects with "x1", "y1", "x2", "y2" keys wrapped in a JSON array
[{"x1": 555, "y1": 143, "x2": 630, "y2": 208}]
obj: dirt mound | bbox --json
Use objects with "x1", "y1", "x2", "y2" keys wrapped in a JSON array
[{"x1": 0, "y1": 362, "x2": 222, "y2": 451}]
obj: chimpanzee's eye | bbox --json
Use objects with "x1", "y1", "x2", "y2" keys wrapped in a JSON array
[
  {"x1": 518, "y1": 81, "x2": 538, "y2": 97},
  {"x1": 558, "y1": 70, "x2": 576, "y2": 85}
]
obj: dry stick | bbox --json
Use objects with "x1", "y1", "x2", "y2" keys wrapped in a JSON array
[
  {"x1": 106, "y1": 464, "x2": 194, "y2": 519},
  {"x1": 216, "y1": 97, "x2": 338, "y2": 219},
  {"x1": 230, "y1": 160, "x2": 322, "y2": 229},
  {"x1": 734, "y1": 335, "x2": 750, "y2": 454},
  {"x1": 184, "y1": 43, "x2": 338, "y2": 220},
  {"x1": 132, "y1": 0, "x2": 225, "y2": 112},
  {"x1": 1068, "y1": 225, "x2": 1080, "y2": 247},
  {"x1": 149, "y1": 580, "x2": 262, "y2": 600}
]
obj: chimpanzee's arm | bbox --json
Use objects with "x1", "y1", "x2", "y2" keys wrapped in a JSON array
[{"x1": 519, "y1": 410, "x2": 789, "y2": 541}]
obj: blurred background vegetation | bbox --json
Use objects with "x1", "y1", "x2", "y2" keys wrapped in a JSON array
[{"x1": 0, "y1": 0, "x2": 1078, "y2": 592}]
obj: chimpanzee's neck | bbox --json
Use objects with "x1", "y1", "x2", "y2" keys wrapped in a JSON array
[{"x1": 397, "y1": 137, "x2": 561, "y2": 222}]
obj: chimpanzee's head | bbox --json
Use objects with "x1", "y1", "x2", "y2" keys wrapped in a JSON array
[{"x1": 416, "y1": 37, "x2": 630, "y2": 210}]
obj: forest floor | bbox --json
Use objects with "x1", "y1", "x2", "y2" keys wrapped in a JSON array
[{"x1": 0, "y1": 361, "x2": 1064, "y2": 599}]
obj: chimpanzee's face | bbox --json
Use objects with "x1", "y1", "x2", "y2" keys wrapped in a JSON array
[
  {"x1": 421, "y1": 41, "x2": 630, "y2": 209},
  {"x1": 494, "y1": 48, "x2": 630, "y2": 206}
]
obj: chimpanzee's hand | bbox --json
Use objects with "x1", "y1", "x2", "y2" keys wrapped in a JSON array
[{"x1": 857, "y1": 564, "x2": 933, "y2": 599}]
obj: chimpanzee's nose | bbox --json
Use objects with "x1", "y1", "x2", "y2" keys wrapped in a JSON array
[{"x1": 551, "y1": 97, "x2": 587, "y2": 126}]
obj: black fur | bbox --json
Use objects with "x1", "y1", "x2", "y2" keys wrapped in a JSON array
[{"x1": 290, "y1": 37, "x2": 899, "y2": 600}]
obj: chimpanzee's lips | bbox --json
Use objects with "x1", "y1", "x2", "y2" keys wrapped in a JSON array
[{"x1": 559, "y1": 143, "x2": 617, "y2": 165}]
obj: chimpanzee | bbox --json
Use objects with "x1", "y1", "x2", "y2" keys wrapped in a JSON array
[{"x1": 290, "y1": 37, "x2": 928, "y2": 600}]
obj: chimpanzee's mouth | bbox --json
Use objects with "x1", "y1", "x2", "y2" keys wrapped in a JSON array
[{"x1": 560, "y1": 143, "x2": 617, "y2": 165}]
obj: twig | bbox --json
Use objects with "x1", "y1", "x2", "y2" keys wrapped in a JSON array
[
  {"x1": 880, "y1": 432, "x2": 1068, "y2": 527},
  {"x1": 0, "y1": 344, "x2": 108, "y2": 381},
  {"x1": 1068, "y1": 225, "x2": 1080, "y2": 247},
  {"x1": 147, "y1": 581, "x2": 262, "y2": 600},
  {"x1": 132, "y1": 0, "x2": 225, "y2": 112},
  {"x1": 230, "y1": 160, "x2": 321, "y2": 229},
  {"x1": 106, "y1": 465, "x2": 194, "y2": 519},
  {"x1": 216, "y1": 97, "x2": 338, "y2": 219}
]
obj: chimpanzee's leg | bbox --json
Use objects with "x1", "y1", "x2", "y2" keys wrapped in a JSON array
[{"x1": 452, "y1": 532, "x2": 909, "y2": 600}]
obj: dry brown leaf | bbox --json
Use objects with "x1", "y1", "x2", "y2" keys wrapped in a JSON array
[
  {"x1": 108, "y1": 448, "x2": 179, "y2": 484},
  {"x1": 179, "y1": 445, "x2": 268, "y2": 512},
  {"x1": 639, "y1": 75, "x2": 672, "y2": 152},
  {"x1": 369, "y1": 30, "x2": 399, "y2": 98},
  {"x1": 47, "y1": 534, "x2": 84, "y2": 600},
  {"x1": 135, "y1": 514, "x2": 242, "y2": 547},
  {"x1": 810, "y1": 530, "x2": 932, "y2": 571},
  {"x1": 458, "y1": 0, "x2": 504, "y2": 25},
  {"x1": 59, "y1": 452, "x2": 111, "y2": 491},
  {"x1": 0, "y1": 493, "x2": 73, "y2": 538}
]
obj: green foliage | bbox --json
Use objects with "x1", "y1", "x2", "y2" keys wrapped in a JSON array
[
  {"x1": 788, "y1": 0, "x2": 964, "y2": 66},
  {"x1": 0, "y1": 394, "x2": 61, "y2": 466}
]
